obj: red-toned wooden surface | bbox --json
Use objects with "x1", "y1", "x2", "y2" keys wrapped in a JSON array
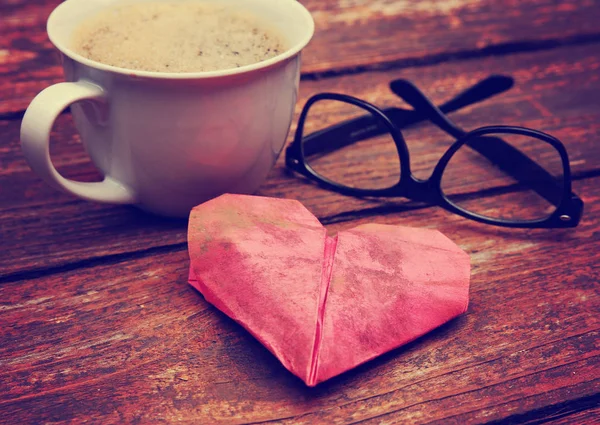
[{"x1": 1, "y1": 0, "x2": 599, "y2": 424}]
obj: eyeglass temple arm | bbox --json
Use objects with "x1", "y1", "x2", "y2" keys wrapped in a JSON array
[
  {"x1": 387, "y1": 75, "x2": 514, "y2": 128},
  {"x1": 301, "y1": 75, "x2": 514, "y2": 157},
  {"x1": 390, "y1": 79, "x2": 570, "y2": 207}
]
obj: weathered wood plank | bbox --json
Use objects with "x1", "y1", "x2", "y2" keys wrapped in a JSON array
[
  {"x1": 0, "y1": 176, "x2": 597, "y2": 424},
  {"x1": 2, "y1": 0, "x2": 600, "y2": 114},
  {"x1": 1, "y1": 44, "x2": 600, "y2": 278}
]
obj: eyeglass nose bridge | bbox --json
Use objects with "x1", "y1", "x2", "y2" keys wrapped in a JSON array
[{"x1": 396, "y1": 174, "x2": 441, "y2": 204}]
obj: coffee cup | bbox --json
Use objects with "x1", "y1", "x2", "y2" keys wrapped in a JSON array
[{"x1": 20, "y1": 0, "x2": 314, "y2": 217}]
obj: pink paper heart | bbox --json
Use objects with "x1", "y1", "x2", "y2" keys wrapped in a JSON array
[{"x1": 188, "y1": 194, "x2": 470, "y2": 386}]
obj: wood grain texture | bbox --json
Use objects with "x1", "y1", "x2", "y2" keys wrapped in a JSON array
[
  {"x1": 2, "y1": 44, "x2": 600, "y2": 279},
  {"x1": 0, "y1": 175, "x2": 598, "y2": 424},
  {"x1": 539, "y1": 405, "x2": 600, "y2": 425},
  {"x1": 2, "y1": 0, "x2": 600, "y2": 114}
]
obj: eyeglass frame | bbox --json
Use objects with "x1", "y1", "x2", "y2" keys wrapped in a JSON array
[{"x1": 285, "y1": 79, "x2": 584, "y2": 228}]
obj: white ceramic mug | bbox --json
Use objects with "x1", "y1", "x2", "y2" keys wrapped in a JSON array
[{"x1": 20, "y1": 0, "x2": 314, "y2": 217}]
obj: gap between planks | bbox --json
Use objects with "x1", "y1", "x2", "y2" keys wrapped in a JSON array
[
  {"x1": 1, "y1": 171, "x2": 599, "y2": 285},
  {"x1": 346, "y1": 389, "x2": 600, "y2": 425},
  {"x1": 482, "y1": 393, "x2": 600, "y2": 425},
  {"x1": 301, "y1": 32, "x2": 600, "y2": 81},
  {"x1": 1, "y1": 34, "x2": 600, "y2": 122}
]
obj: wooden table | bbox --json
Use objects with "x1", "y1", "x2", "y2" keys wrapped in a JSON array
[{"x1": 1, "y1": 1, "x2": 599, "y2": 423}]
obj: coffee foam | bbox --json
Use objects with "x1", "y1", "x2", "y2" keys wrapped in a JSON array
[{"x1": 71, "y1": 1, "x2": 286, "y2": 73}]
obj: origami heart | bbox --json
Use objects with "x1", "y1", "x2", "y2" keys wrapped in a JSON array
[{"x1": 188, "y1": 194, "x2": 470, "y2": 386}]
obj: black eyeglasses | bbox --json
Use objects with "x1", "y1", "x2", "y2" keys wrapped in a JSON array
[{"x1": 285, "y1": 76, "x2": 584, "y2": 228}]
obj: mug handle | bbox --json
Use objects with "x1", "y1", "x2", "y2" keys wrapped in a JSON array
[{"x1": 20, "y1": 81, "x2": 135, "y2": 204}]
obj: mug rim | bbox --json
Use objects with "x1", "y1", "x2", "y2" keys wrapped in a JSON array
[{"x1": 47, "y1": 0, "x2": 315, "y2": 80}]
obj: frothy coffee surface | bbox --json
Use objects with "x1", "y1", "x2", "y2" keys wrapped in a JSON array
[{"x1": 71, "y1": 1, "x2": 286, "y2": 73}]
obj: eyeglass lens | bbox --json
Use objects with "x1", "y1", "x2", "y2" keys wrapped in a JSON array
[
  {"x1": 301, "y1": 99, "x2": 401, "y2": 190},
  {"x1": 441, "y1": 132, "x2": 565, "y2": 221}
]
